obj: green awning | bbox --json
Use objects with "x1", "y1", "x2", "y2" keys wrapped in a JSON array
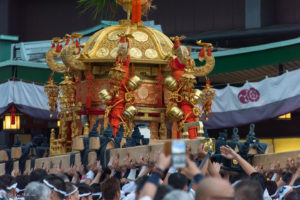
[{"x1": 193, "y1": 36, "x2": 300, "y2": 74}]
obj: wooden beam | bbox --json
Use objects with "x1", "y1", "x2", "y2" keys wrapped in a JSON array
[
  {"x1": 109, "y1": 138, "x2": 213, "y2": 166},
  {"x1": 253, "y1": 150, "x2": 300, "y2": 170}
]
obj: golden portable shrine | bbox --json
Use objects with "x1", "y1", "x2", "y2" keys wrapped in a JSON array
[{"x1": 44, "y1": 0, "x2": 216, "y2": 156}]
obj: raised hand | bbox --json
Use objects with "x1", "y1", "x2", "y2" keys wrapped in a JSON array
[
  {"x1": 198, "y1": 143, "x2": 207, "y2": 160},
  {"x1": 286, "y1": 157, "x2": 296, "y2": 173},
  {"x1": 254, "y1": 164, "x2": 264, "y2": 174},
  {"x1": 68, "y1": 165, "x2": 77, "y2": 176},
  {"x1": 212, "y1": 162, "x2": 222, "y2": 174},
  {"x1": 11, "y1": 169, "x2": 20, "y2": 177},
  {"x1": 181, "y1": 157, "x2": 202, "y2": 180},
  {"x1": 54, "y1": 164, "x2": 64, "y2": 174},
  {"x1": 95, "y1": 161, "x2": 102, "y2": 173},
  {"x1": 156, "y1": 152, "x2": 171, "y2": 171},
  {"x1": 220, "y1": 145, "x2": 238, "y2": 160},
  {"x1": 138, "y1": 154, "x2": 148, "y2": 166}
]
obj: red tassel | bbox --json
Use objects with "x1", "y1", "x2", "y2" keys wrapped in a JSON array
[
  {"x1": 199, "y1": 48, "x2": 205, "y2": 57},
  {"x1": 131, "y1": 0, "x2": 141, "y2": 23},
  {"x1": 11, "y1": 104, "x2": 16, "y2": 125},
  {"x1": 136, "y1": 0, "x2": 141, "y2": 22},
  {"x1": 206, "y1": 78, "x2": 211, "y2": 86},
  {"x1": 56, "y1": 44, "x2": 60, "y2": 52},
  {"x1": 51, "y1": 42, "x2": 55, "y2": 48},
  {"x1": 207, "y1": 47, "x2": 212, "y2": 56},
  {"x1": 65, "y1": 38, "x2": 70, "y2": 45},
  {"x1": 131, "y1": 1, "x2": 137, "y2": 23}
]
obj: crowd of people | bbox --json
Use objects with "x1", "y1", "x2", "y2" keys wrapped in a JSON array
[{"x1": 0, "y1": 144, "x2": 299, "y2": 200}]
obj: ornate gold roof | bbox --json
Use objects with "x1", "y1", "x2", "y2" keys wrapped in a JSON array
[{"x1": 80, "y1": 20, "x2": 173, "y2": 64}]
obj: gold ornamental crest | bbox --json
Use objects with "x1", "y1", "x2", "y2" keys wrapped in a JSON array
[
  {"x1": 129, "y1": 47, "x2": 142, "y2": 58},
  {"x1": 132, "y1": 31, "x2": 149, "y2": 42},
  {"x1": 145, "y1": 48, "x2": 158, "y2": 59}
]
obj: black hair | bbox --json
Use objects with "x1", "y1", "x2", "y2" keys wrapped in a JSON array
[
  {"x1": 234, "y1": 179, "x2": 263, "y2": 200},
  {"x1": 168, "y1": 172, "x2": 187, "y2": 190},
  {"x1": 153, "y1": 184, "x2": 173, "y2": 200},
  {"x1": 135, "y1": 175, "x2": 149, "y2": 195},
  {"x1": 90, "y1": 183, "x2": 101, "y2": 200},
  {"x1": 29, "y1": 168, "x2": 48, "y2": 182},
  {"x1": 284, "y1": 190, "x2": 300, "y2": 200},
  {"x1": 78, "y1": 183, "x2": 92, "y2": 199},
  {"x1": 16, "y1": 175, "x2": 30, "y2": 194},
  {"x1": 44, "y1": 174, "x2": 66, "y2": 200},
  {"x1": 294, "y1": 177, "x2": 300, "y2": 188},
  {"x1": 0, "y1": 175, "x2": 16, "y2": 191},
  {"x1": 282, "y1": 172, "x2": 293, "y2": 185},
  {"x1": 229, "y1": 173, "x2": 248, "y2": 184},
  {"x1": 65, "y1": 182, "x2": 76, "y2": 194},
  {"x1": 250, "y1": 172, "x2": 267, "y2": 191},
  {"x1": 64, "y1": 173, "x2": 73, "y2": 182},
  {"x1": 99, "y1": 167, "x2": 111, "y2": 183},
  {"x1": 0, "y1": 179, "x2": 6, "y2": 190},
  {"x1": 266, "y1": 181, "x2": 277, "y2": 196}
]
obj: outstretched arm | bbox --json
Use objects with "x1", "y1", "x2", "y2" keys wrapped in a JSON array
[
  {"x1": 139, "y1": 152, "x2": 171, "y2": 199},
  {"x1": 221, "y1": 145, "x2": 256, "y2": 176}
]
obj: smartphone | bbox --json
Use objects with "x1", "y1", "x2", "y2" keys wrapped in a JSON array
[{"x1": 171, "y1": 140, "x2": 186, "y2": 168}]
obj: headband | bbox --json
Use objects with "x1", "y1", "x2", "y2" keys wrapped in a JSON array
[
  {"x1": 16, "y1": 188, "x2": 25, "y2": 193},
  {"x1": 67, "y1": 187, "x2": 78, "y2": 196},
  {"x1": 293, "y1": 185, "x2": 300, "y2": 189},
  {"x1": 78, "y1": 192, "x2": 91, "y2": 198},
  {"x1": 43, "y1": 179, "x2": 67, "y2": 197},
  {"x1": 92, "y1": 192, "x2": 102, "y2": 196},
  {"x1": 6, "y1": 183, "x2": 17, "y2": 190}
]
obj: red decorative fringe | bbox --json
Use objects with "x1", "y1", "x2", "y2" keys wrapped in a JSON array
[
  {"x1": 207, "y1": 47, "x2": 212, "y2": 56},
  {"x1": 199, "y1": 48, "x2": 205, "y2": 57},
  {"x1": 51, "y1": 42, "x2": 55, "y2": 48},
  {"x1": 65, "y1": 38, "x2": 70, "y2": 45}
]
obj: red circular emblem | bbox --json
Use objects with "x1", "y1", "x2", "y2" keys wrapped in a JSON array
[
  {"x1": 238, "y1": 88, "x2": 260, "y2": 104},
  {"x1": 248, "y1": 88, "x2": 260, "y2": 102},
  {"x1": 238, "y1": 89, "x2": 249, "y2": 104}
]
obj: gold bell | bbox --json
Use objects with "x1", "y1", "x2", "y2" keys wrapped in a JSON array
[
  {"x1": 166, "y1": 106, "x2": 184, "y2": 122},
  {"x1": 193, "y1": 89, "x2": 203, "y2": 104},
  {"x1": 99, "y1": 89, "x2": 112, "y2": 104},
  {"x1": 164, "y1": 76, "x2": 178, "y2": 91},
  {"x1": 127, "y1": 75, "x2": 142, "y2": 91},
  {"x1": 182, "y1": 131, "x2": 189, "y2": 139},
  {"x1": 123, "y1": 105, "x2": 138, "y2": 120}
]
